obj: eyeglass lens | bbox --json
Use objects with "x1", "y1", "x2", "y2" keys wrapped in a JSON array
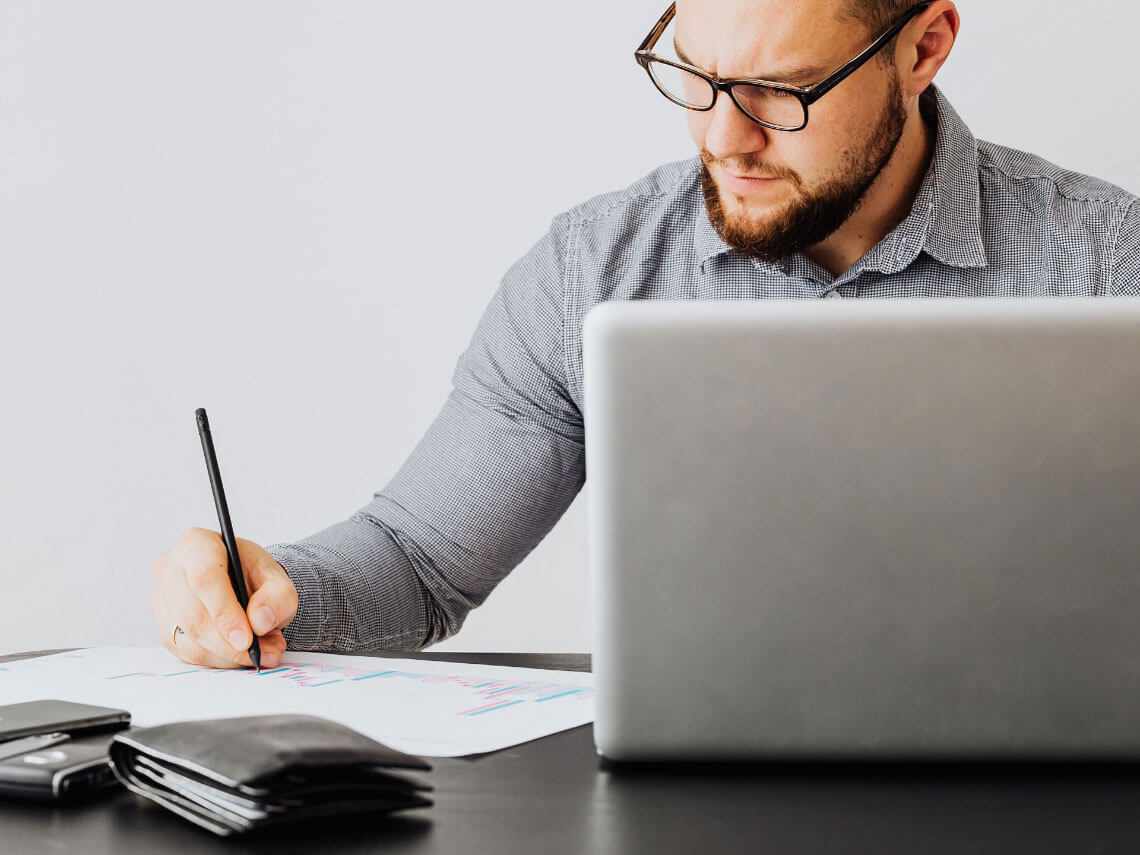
[{"x1": 645, "y1": 59, "x2": 806, "y2": 129}]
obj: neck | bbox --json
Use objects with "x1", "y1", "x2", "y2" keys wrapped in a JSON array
[{"x1": 804, "y1": 100, "x2": 936, "y2": 279}]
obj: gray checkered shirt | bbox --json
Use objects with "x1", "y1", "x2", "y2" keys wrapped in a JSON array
[{"x1": 267, "y1": 83, "x2": 1140, "y2": 652}]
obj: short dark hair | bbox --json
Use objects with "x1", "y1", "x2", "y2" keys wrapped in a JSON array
[{"x1": 841, "y1": 0, "x2": 917, "y2": 64}]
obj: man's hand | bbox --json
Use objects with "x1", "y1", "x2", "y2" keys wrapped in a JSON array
[{"x1": 149, "y1": 527, "x2": 298, "y2": 669}]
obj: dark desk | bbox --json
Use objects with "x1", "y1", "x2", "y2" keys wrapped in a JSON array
[{"x1": 4, "y1": 649, "x2": 1140, "y2": 854}]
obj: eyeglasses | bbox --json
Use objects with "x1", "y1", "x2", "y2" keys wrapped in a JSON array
[{"x1": 635, "y1": 1, "x2": 934, "y2": 132}]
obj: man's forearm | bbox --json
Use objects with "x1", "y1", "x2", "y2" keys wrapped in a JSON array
[{"x1": 267, "y1": 220, "x2": 585, "y2": 653}]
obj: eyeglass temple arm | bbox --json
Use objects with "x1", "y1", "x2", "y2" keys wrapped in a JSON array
[
  {"x1": 803, "y1": 0, "x2": 935, "y2": 103},
  {"x1": 638, "y1": 2, "x2": 677, "y2": 54}
]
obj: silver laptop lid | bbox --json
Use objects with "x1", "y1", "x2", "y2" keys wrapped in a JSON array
[{"x1": 584, "y1": 298, "x2": 1140, "y2": 761}]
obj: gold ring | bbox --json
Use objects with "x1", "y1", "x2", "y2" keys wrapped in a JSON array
[{"x1": 172, "y1": 624, "x2": 185, "y2": 647}]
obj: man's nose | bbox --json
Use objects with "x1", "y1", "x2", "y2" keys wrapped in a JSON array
[{"x1": 702, "y1": 90, "x2": 771, "y2": 163}]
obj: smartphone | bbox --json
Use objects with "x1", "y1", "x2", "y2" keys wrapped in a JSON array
[
  {"x1": 0, "y1": 699, "x2": 130, "y2": 742},
  {"x1": 0, "y1": 700, "x2": 130, "y2": 801},
  {"x1": 0, "y1": 732, "x2": 122, "y2": 800}
]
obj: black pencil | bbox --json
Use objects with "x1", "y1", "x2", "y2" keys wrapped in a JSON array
[{"x1": 195, "y1": 407, "x2": 262, "y2": 671}]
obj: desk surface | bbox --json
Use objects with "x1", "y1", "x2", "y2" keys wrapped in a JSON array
[{"x1": 5, "y1": 649, "x2": 1140, "y2": 854}]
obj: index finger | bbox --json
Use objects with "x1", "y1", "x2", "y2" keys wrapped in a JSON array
[{"x1": 177, "y1": 536, "x2": 255, "y2": 653}]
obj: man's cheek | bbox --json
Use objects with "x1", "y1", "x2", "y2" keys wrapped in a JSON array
[{"x1": 686, "y1": 113, "x2": 711, "y2": 148}]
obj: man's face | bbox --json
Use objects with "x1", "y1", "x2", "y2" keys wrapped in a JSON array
[{"x1": 675, "y1": 0, "x2": 909, "y2": 262}]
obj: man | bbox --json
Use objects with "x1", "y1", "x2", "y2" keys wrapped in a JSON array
[{"x1": 149, "y1": 0, "x2": 1140, "y2": 669}]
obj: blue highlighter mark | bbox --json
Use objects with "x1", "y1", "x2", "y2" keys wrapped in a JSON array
[
  {"x1": 535, "y1": 688, "x2": 583, "y2": 702},
  {"x1": 353, "y1": 670, "x2": 396, "y2": 681},
  {"x1": 469, "y1": 700, "x2": 525, "y2": 716}
]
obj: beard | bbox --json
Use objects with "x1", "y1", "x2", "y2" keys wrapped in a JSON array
[{"x1": 700, "y1": 72, "x2": 907, "y2": 263}]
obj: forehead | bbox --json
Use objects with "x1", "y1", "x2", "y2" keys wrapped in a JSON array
[{"x1": 673, "y1": 0, "x2": 853, "y2": 80}]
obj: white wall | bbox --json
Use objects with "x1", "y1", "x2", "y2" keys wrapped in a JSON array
[{"x1": 2, "y1": 1, "x2": 1137, "y2": 656}]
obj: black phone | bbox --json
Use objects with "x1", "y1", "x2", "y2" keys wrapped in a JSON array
[
  {"x1": 0, "y1": 733, "x2": 121, "y2": 800},
  {"x1": 0, "y1": 699, "x2": 130, "y2": 741},
  {"x1": 0, "y1": 700, "x2": 131, "y2": 801}
]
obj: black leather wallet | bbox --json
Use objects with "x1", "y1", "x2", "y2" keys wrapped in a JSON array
[{"x1": 109, "y1": 714, "x2": 432, "y2": 836}]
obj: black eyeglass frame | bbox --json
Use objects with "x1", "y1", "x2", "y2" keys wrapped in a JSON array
[{"x1": 635, "y1": 1, "x2": 935, "y2": 131}]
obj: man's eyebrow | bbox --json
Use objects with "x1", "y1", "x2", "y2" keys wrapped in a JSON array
[{"x1": 672, "y1": 37, "x2": 827, "y2": 85}]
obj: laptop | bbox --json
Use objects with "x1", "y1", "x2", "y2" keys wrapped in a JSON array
[{"x1": 583, "y1": 297, "x2": 1140, "y2": 762}]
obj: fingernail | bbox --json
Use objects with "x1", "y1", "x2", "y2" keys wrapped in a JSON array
[
  {"x1": 228, "y1": 628, "x2": 247, "y2": 650},
  {"x1": 253, "y1": 605, "x2": 276, "y2": 634}
]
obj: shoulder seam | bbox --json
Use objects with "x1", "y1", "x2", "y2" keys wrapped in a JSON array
[
  {"x1": 977, "y1": 160, "x2": 1132, "y2": 206},
  {"x1": 565, "y1": 160, "x2": 698, "y2": 229}
]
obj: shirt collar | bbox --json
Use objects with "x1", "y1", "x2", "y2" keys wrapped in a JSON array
[{"x1": 693, "y1": 83, "x2": 988, "y2": 277}]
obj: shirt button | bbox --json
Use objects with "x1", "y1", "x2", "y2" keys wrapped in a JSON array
[{"x1": 824, "y1": 289, "x2": 843, "y2": 299}]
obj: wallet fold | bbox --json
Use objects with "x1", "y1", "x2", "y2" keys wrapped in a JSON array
[{"x1": 109, "y1": 714, "x2": 432, "y2": 836}]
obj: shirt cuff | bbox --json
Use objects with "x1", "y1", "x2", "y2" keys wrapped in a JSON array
[{"x1": 264, "y1": 542, "x2": 327, "y2": 651}]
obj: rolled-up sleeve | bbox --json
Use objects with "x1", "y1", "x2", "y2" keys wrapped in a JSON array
[{"x1": 267, "y1": 214, "x2": 585, "y2": 651}]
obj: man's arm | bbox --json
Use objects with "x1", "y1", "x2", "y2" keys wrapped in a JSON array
[
  {"x1": 1111, "y1": 199, "x2": 1140, "y2": 295},
  {"x1": 266, "y1": 215, "x2": 585, "y2": 652}
]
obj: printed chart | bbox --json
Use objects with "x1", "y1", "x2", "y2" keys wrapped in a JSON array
[{"x1": 0, "y1": 647, "x2": 596, "y2": 757}]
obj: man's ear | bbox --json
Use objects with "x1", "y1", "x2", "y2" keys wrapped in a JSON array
[{"x1": 901, "y1": 1, "x2": 960, "y2": 99}]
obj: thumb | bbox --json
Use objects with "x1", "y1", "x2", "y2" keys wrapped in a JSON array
[{"x1": 246, "y1": 561, "x2": 298, "y2": 636}]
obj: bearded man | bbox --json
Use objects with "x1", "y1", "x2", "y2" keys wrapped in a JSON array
[{"x1": 149, "y1": 0, "x2": 1140, "y2": 668}]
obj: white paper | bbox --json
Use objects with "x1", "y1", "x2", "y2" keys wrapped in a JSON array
[{"x1": 0, "y1": 647, "x2": 595, "y2": 757}]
